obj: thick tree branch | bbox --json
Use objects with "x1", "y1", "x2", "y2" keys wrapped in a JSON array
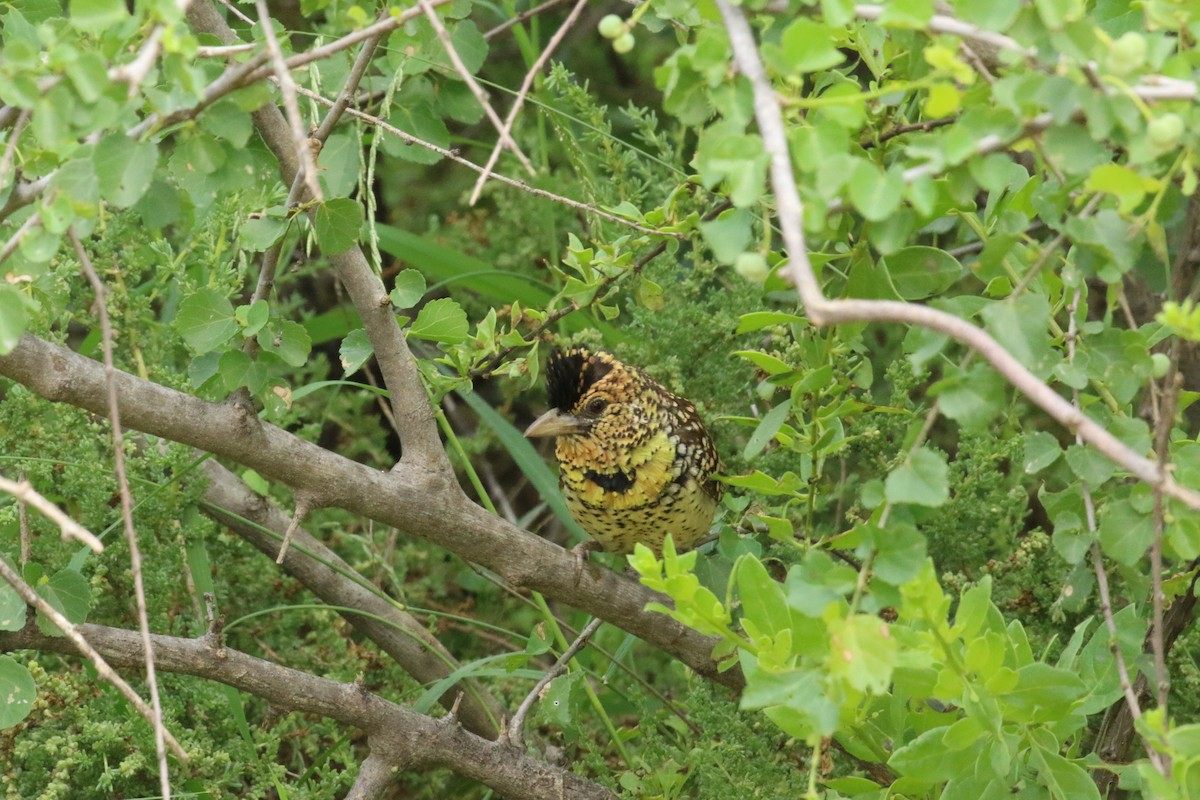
[
  {"x1": 0, "y1": 623, "x2": 617, "y2": 800},
  {"x1": 0, "y1": 334, "x2": 741, "y2": 690},
  {"x1": 198, "y1": 457, "x2": 506, "y2": 738}
]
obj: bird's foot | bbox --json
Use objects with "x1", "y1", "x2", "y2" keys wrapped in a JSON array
[{"x1": 570, "y1": 540, "x2": 603, "y2": 585}]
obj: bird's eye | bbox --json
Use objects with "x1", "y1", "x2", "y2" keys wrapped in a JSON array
[{"x1": 585, "y1": 397, "x2": 608, "y2": 415}]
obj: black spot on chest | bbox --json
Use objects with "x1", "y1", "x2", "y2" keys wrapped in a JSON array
[{"x1": 584, "y1": 468, "x2": 635, "y2": 494}]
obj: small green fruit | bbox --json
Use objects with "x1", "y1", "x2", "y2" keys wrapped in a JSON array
[
  {"x1": 1107, "y1": 32, "x2": 1146, "y2": 75},
  {"x1": 612, "y1": 32, "x2": 635, "y2": 54},
  {"x1": 735, "y1": 252, "x2": 769, "y2": 283},
  {"x1": 1148, "y1": 113, "x2": 1184, "y2": 149},
  {"x1": 1151, "y1": 352, "x2": 1170, "y2": 379},
  {"x1": 598, "y1": 14, "x2": 624, "y2": 39}
]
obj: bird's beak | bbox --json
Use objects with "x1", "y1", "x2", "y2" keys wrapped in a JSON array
[{"x1": 524, "y1": 408, "x2": 588, "y2": 438}]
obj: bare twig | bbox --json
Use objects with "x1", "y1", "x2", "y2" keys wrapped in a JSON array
[
  {"x1": 0, "y1": 559, "x2": 188, "y2": 760},
  {"x1": 484, "y1": 0, "x2": 572, "y2": 40},
  {"x1": 255, "y1": 0, "x2": 323, "y2": 201},
  {"x1": 418, "y1": 0, "x2": 535, "y2": 175},
  {"x1": 1062, "y1": 284, "x2": 1168, "y2": 775},
  {"x1": 71, "y1": 229, "x2": 174, "y2": 796},
  {"x1": 0, "y1": 474, "x2": 103, "y2": 553},
  {"x1": 275, "y1": 493, "x2": 315, "y2": 564},
  {"x1": 292, "y1": 84, "x2": 675, "y2": 237},
  {"x1": 505, "y1": 616, "x2": 604, "y2": 747},
  {"x1": 0, "y1": 109, "x2": 30, "y2": 188},
  {"x1": 853, "y1": 4, "x2": 1035, "y2": 57},
  {"x1": 0, "y1": 213, "x2": 42, "y2": 268},
  {"x1": 469, "y1": 0, "x2": 589, "y2": 205}
]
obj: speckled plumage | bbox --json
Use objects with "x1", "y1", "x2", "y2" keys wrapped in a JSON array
[{"x1": 527, "y1": 348, "x2": 722, "y2": 555}]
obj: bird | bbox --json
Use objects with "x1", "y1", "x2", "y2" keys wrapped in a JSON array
[{"x1": 524, "y1": 347, "x2": 723, "y2": 568}]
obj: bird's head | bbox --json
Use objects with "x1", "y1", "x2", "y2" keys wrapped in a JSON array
[{"x1": 524, "y1": 348, "x2": 649, "y2": 445}]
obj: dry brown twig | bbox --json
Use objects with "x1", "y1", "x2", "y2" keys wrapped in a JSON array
[
  {"x1": 504, "y1": 616, "x2": 604, "y2": 748},
  {"x1": 72, "y1": 229, "x2": 176, "y2": 797},
  {"x1": 0, "y1": 474, "x2": 104, "y2": 553},
  {"x1": 417, "y1": 0, "x2": 536, "y2": 176},
  {"x1": 468, "y1": 0, "x2": 590, "y2": 205},
  {"x1": 255, "y1": 0, "x2": 323, "y2": 202}
]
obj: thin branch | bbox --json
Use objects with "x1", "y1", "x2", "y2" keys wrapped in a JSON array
[
  {"x1": 1064, "y1": 284, "x2": 1167, "y2": 775},
  {"x1": 0, "y1": 559, "x2": 188, "y2": 761},
  {"x1": 291, "y1": 83, "x2": 675, "y2": 237},
  {"x1": 469, "y1": 0, "x2": 589, "y2": 205},
  {"x1": 418, "y1": 0, "x2": 536, "y2": 175},
  {"x1": 254, "y1": 0, "x2": 323, "y2": 201},
  {"x1": 484, "y1": 0, "x2": 571, "y2": 40},
  {"x1": 853, "y1": 4, "x2": 1035, "y2": 58},
  {"x1": 72, "y1": 230, "x2": 174, "y2": 797},
  {"x1": 505, "y1": 616, "x2": 604, "y2": 747},
  {"x1": 0, "y1": 474, "x2": 103, "y2": 553},
  {"x1": 0, "y1": 213, "x2": 42, "y2": 268}
]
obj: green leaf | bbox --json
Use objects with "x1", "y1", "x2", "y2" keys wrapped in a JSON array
[
  {"x1": 885, "y1": 447, "x2": 949, "y2": 507},
  {"x1": 848, "y1": 160, "x2": 903, "y2": 222},
  {"x1": 236, "y1": 300, "x2": 270, "y2": 338},
  {"x1": 1086, "y1": 164, "x2": 1155, "y2": 214},
  {"x1": 698, "y1": 208, "x2": 754, "y2": 265},
  {"x1": 1064, "y1": 445, "x2": 1116, "y2": 486},
  {"x1": 313, "y1": 198, "x2": 363, "y2": 255},
  {"x1": 339, "y1": 329, "x2": 373, "y2": 376},
  {"x1": 735, "y1": 312, "x2": 806, "y2": 334},
  {"x1": 827, "y1": 613, "x2": 897, "y2": 694},
  {"x1": 92, "y1": 135, "x2": 158, "y2": 208},
  {"x1": 929, "y1": 363, "x2": 1006, "y2": 431},
  {"x1": 0, "y1": 656, "x2": 36, "y2": 728},
  {"x1": 1023, "y1": 431, "x2": 1061, "y2": 474},
  {"x1": 881, "y1": 246, "x2": 962, "y2": 300},
  {"x1": 0, "y1": 286, "x2": 29, "y2": 355},
  {"x1": 869, "y1": 523, "x2": 927, "y2": 584},
  {"x1": 889, "y1": 726, "x2": 965, "y2": 781},
  {"x1": 1006, "y1": 662, "x2": 1086, "y2": 719},
  {"x1": 383, "y1": 101, "x2": 450, "y2": 165},
  {"x1": 175, "y1": 288, "x2": 237, "y2": 352},
  {"x1": 1098, "y1": 497, "x2": 1152, "y2": 566},
  {"x1": 1030, "y1": 746, "x2": 1100, "y2": 800},
  {"x1": 768, "y1": 19, "x2": 845, "y2": 74},
  {"x1": 240, "y1": 216, "x2": 288, "y2": 252},
  {"x1": 257, "y1": 320, "x2": 312, "y2": 367},
  {"x1": 736, "y1": 555, "x2": 790, "y2": 640},
  {"x1": 70, "y1": 0, "x2": 129, "y2": 33},
  {"x1": 0, "y1": 557, "x2": 25, "y2": 632},
  {"x1": 409, "y1": 297, "x2": 470, "y2": 344},
  {"x1": 36, "y1": 568, "x2": 91, "y2": 636},
  {"x1": 1034, "y1": 0, "x2": 1083, "y2": 29},
  {"x1": 981, "y1": 294, "x2": 1057, "y2": 378},
  {"x1": 390, "y1": 270, "x2": 427, "y2": 308},
  {"x1": 744, "y1": 400, "x2": 791, "y2": 459},
  {"x1": 693, "y1": 121, "x2": 769, "y2": 208}
]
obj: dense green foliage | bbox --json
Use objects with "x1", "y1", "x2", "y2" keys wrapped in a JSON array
[{"x1": 2, "y1": 0, "x2": 1200, "y2": 797}]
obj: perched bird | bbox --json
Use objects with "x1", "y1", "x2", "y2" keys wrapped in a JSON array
[{"x1": 524, "y1": 347, "x2": 722, "y2": 564}]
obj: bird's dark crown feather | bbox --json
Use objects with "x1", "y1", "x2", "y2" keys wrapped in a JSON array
[{"x1": 545, "y1": 347, "x2": 615, "y2": 412}]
